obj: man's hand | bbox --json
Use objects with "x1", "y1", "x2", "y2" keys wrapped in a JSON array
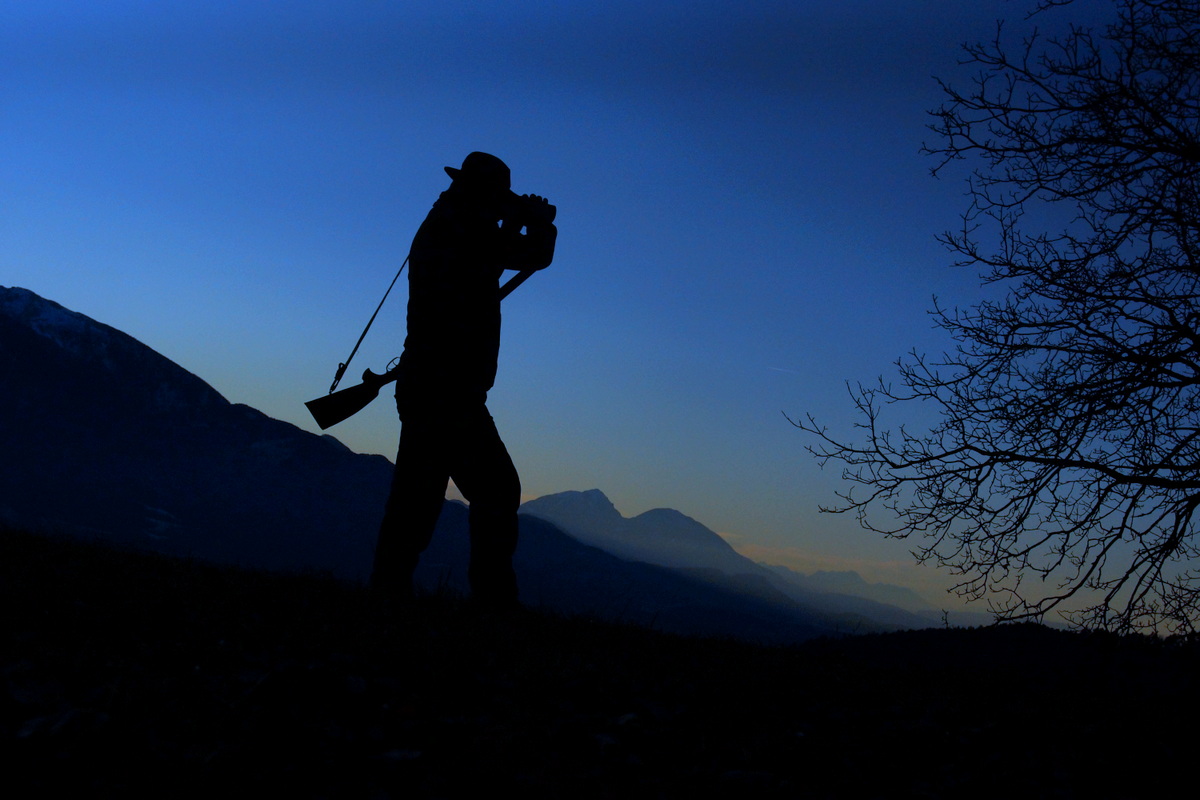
[{"x1": 524, "y1": 194, "x2": 557, "y2": 225}]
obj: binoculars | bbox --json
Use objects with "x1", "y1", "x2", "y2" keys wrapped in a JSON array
[{"x1": 507, "y1": 193, "x2": 557, "y2": 226}]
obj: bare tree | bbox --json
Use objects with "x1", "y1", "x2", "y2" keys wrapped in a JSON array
[{"x1": 797, "y1": 0, "x2": 1200, "y2": 633}]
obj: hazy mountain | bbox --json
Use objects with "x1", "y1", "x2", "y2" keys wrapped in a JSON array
[
  {"x1": 765, "y1": 564, "x2": 933, "y2": 614},
  {"x1": 520, "y1": 489, "x2": 759, "y2": 573},
  {"x1": 761, "y1": 564, "x2": 1001, "y2": 628},
  {"x1": 521, "y1": 489, "x2": 936, "y2": 629},
  {"x1": 422, "y1": 502, "x2": 847, "y2": 642}
]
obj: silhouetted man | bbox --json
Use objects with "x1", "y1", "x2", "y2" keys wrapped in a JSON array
[{"x1": 371, "y1": 152, "x2": 556, "y2": 606}]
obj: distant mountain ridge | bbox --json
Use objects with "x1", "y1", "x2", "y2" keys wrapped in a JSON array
[
  {"x1": 520, "y1": 489, "x2": 754, "y2": 573},
  {"x1": 521, "y1": 488, "x2": 945, "y2": 628},
  {"x1": 2, "y1": 285, "x2": 959, "y2": 640},
  {"x1": 769, "y1": 565, "x2": 934, "y2": 614}
]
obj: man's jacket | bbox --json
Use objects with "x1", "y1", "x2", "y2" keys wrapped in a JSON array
[{"x1": 400, "y1": 185, "x2": 556, "y2": 406}]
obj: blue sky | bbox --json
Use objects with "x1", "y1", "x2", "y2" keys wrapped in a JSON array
[{"x1": 2, "y1": 0, "x2": 1114, "y2": 606}]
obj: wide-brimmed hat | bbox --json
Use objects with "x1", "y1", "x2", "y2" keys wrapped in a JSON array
[{"x1": 444, "y1": 152, "x2": 511, "y2": 191}]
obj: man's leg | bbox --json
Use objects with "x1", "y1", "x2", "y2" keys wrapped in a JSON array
[
  {"x1": 450, "y1": 405, "x2": 521, "y2": 606},
  {"x1": 371, "y1": 414, "x2": 450, "y2": 600}
]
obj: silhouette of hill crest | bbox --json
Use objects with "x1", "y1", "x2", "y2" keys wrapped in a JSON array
[{"x1": 521, "y1": 489, "x2": 746, "y2": 571}]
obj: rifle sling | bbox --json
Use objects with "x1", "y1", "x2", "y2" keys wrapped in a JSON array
[
  {"x1": 329, "y1": 256, "x2": 409, "y2": 393},
  {"x1": 327, "y1": 264, "x2": 537, "y2": 395}
]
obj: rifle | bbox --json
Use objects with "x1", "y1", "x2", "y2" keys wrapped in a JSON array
[{"x1": 304, "y1": 268, "x2": 538, "y2": 430}]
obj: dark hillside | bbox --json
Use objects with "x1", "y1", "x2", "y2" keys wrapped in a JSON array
[
  {"x1": 3, "y1": 528, "x2": 1192, "y2": 798},
  {"x1": 0, "y1": 285, "x2": 389, "y2": 577}
]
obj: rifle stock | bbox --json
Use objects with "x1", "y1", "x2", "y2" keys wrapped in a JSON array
[{"x1": 305, "y1": 368, "x2": 398, "y2": 430}]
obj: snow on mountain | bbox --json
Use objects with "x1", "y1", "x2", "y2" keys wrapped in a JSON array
[
  {"x1": 0, "y1": 285, "x2": 388, "y2": 577},
  {"x1": 1, "y1": 285, "x2": 115, "y2": 361}
]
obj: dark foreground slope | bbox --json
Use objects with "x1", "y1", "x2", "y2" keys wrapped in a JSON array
[{"x1": 3, "y1": 529, "x2": 1193, "y2": 799}]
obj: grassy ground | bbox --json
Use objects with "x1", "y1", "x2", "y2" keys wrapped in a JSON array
[{"x1": 3, "y1": 527, "x2": 1193, "y2": 798}]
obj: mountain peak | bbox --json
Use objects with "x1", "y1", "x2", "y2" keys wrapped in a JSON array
[
  {"x1": 577, "y1": 488, "x2": 616, "y2": 508},
  {"x1": 520, "y1": 489, "x2": 623, "y2": 543},
  {"x1": 521, "y1": 489, "x2": 754, "y2": 573},
  {"x1": 2, "y1": 285, "x2": 85, "y2": 326},
  {"x1": 1, "y1": 284, "x2": 44, "y2": 310},
  {"x1": 1, "y1": 284, "x2": 231, "y2": 412},
  {"x1": 0, "y1": 285, "x2": 107, "y2": 355}
]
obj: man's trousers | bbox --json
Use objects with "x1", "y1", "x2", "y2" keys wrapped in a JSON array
[{"x1": 371, "y1": 400, "x2": 520, "y2": 605}]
